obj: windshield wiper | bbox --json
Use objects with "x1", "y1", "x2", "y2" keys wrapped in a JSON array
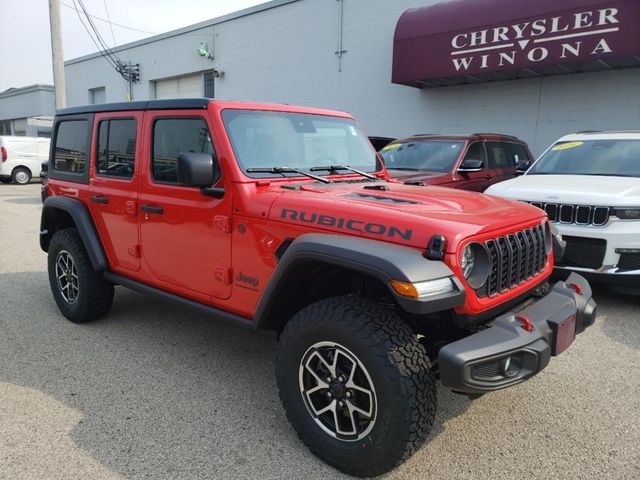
[
  {"x1": 387, "y1": 167, "x2": 420, "y2": 171},
  {"x1": 246, "y1": 167, "x2": 331, "y2": 184},
  {"x1": 309, "y1": 165, "x2": 377, "y2": 180}
]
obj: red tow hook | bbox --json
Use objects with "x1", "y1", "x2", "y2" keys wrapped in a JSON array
[
  {"x1": 568, "y1": 282, "x2": 583, "y2": 295},
  {"x1": 516, "y1": 315, "x2": 533, "y2": 332}
]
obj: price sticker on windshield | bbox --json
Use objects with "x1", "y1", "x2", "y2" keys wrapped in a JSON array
[
  {"x1": 381, "y1": 143, "x2": 401, "y2": 151},
  {"x1": 552, "y1": 141, "x2": 583, "y2": 151}
]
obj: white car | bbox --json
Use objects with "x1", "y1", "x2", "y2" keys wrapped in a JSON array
[
  {"x1": 486, "y1": 131, "x2": 640, "y2": 293},
  {"x1": 0, "y1": 135, "x2": 51, "y2": 185}
]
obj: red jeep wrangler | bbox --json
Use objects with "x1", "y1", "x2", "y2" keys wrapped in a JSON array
[{"x1": 41, "y1": 99, "x2": 596, "y2": 477}]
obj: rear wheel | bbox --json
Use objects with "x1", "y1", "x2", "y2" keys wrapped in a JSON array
[
  {"x1": 276, "y1": 296, "x2": 437, "y2": 477},
  {"x1": 47, "y1": 228, "x2": 114, "y2": 323},
  {"x1": 12, "y1": 167, "x2": 31, "y2": 185}
]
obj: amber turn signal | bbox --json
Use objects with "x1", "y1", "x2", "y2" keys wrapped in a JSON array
[{"x1": 390, "y1": 280, "x2": 419, "y2": 299}]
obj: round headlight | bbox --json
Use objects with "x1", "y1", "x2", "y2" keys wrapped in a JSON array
[
  {"x1": 461, "y1": 242, "x2": 491, "y2": 289},
  {"x1": 461, "y1": 245, "x2": 475, "y2": 279}
]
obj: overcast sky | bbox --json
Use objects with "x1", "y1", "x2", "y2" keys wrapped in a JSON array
[{"x1": 0, "y1": 0, "x2": 266, "y2": 92}]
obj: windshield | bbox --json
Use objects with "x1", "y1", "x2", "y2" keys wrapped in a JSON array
[
  {"x1": 221, "y1": 109, "x2": 379, "y2": 177},
  {"x1": 380, "y1": 141, "x2": 464, "y2": 173},
  {"x1": 529, "y1": 139, "x2": 640, "y2": 177}
]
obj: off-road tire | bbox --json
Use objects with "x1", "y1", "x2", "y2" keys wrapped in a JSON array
[
  {"x1": 276, "y1": 296, "x2": 437, "y2": 477},
  {"x1": 12, "y1": 167, "x2": 31, "y2": 185},
  {"x1": 48, "y1": 228, "x2": 114, "y2": 323}
]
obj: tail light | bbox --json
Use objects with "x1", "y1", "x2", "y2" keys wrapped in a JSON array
[{"x1": 1, "y1": 146, "x2": 7, "y2": 162}]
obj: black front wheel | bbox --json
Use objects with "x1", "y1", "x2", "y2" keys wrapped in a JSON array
[
  {"x1": 276, "y1": 296, "x2": 437, "y2": 477},
  {"x1": 47, "y1": 228, "x2": 114, "y2": 323}
]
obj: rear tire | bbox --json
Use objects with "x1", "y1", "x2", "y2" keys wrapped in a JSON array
[
  {"x1": 47, "y1": 228, "x2": 114, "y2": 323},
  {"x1": 12, "y1": 167, "x2": 31, "y2": 185},
  {"x1": 276, "y1": 296, "x2": 437, "y2": 477}
]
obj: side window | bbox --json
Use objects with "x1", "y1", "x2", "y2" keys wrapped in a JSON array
[
  {"x1": 486, "y1": 142, "x2": 513, "y2": 169},
  {"x1": 152, "y1": 118, "x2": 218, "y2": 185},
  {"x1": 463, "y1": 142, "x2": 487, "y2": 168},
  {"x1": 53, "y1": 120, "x2": 89, "y2": 173},
  {"x1": 96, "y1": 119, "x2": 137, "y2": 179},
  {"x1": 508, "y1": 143, "x2": 531, "y2": 165}
]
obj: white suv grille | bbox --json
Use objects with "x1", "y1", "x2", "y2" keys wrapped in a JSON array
[{"x1": 529, "y1": 202, "x2": 610, "y2": 226}]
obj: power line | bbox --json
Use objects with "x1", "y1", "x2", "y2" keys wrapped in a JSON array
[
  {"x1": 60, "y1": 0, "x2": 157, "y2": 35},
  {"x1": 70, "y1": 0, "x2": 119, "y2": 69},
  {"x1": 101, "y1": 0, "x2": 117, "y2": 46}
]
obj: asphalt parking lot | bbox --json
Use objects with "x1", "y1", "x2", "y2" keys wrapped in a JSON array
[{"x1": 0, "y1": 183, "x2": 638, "y2": 480}]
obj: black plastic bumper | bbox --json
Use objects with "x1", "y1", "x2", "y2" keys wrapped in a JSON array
[{"x1": 438, "y1": 273, "x2": 596, "y2": 394}]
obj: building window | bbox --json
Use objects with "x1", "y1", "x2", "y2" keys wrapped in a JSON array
[
  {"x1": 0, "y1": 120, "x2": 11, "y2": 135},
  {"x1": 204, "y1": 71, "x2": 215, "y2": 98},
  {"x1": 12, "y1": 119, "x2": 27, "y2": 136},
  {"x1": 53, "y1": 120, "x2": 88, "y2": 173},
  {"x1": 97, "y1": 119, "x2": 137, "y2": 179},
  {"x1": 89, "y1": 87, "x2": 106, "y2": 105},
  {"x1": 151, "y1": 117, "x2": 218, "y2": 185}
]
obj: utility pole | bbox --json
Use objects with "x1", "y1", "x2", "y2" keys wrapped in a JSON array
[{"x1": 48, "y1": 0, "x2": 66, "y2": 109}]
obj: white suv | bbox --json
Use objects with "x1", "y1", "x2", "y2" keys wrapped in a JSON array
[{"x1": 486, "y1": 131, "x2": 640, "y2": 293}]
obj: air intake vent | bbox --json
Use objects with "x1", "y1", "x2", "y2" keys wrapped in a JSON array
[{"x1": 344, "y1": 193, "x2": 419, "y2": 205}]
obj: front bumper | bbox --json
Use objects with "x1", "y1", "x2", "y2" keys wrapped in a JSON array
[{"x1": 438, "y1": 273, "x2": 596, "y2": 394}]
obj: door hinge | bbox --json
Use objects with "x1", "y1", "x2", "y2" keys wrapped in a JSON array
[
  {"x1": 214, "y1": 215, "x2": 232, "y2": 233},
  {"x1": 214, "y1": 267, "x2": 232, "y2": 285},
  {"x1": 128, "y1": 244, "x2": 140, "y2": 259}
]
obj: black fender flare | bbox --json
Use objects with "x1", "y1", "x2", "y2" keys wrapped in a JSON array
[
  {"x1": 40, "y1": 196, "x2": 108, "y2": 271},
  {"x1": 254, "y1": 233, "x2": 465, "y2": 331}
]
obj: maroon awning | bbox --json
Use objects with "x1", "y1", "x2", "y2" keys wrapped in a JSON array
[{"x1": 392, "y1": 0, "x2": 640, "y2": 87}]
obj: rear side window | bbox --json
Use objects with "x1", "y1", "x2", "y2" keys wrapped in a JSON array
[
  {"x1": 508, "y1": 143, "x2": 531, "y2": 164},
  {"x1": 97, "y1": 119, "x2": 137, "y2": 179},
  {"x1": 486, "y1": 142, "x2": 513, "y2": 169},
  {"x1": 53, "y1": 120, "x2": 89, "y2": 173},
  {"x1": 152, "y1": 118, "x2": 217, "y2": 184}
]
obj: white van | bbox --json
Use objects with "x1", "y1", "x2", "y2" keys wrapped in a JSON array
[{"x1": 0, "y1": 135, "x2": 51, "y2": 184}]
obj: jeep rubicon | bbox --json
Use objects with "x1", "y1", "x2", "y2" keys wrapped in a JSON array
[{"x1": 41, "y1": 99, "x2": 596, "y2": 477}]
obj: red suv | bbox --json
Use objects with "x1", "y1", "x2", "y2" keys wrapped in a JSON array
[
  {"x1": 381, "y1": 133, "x2": 534, "y2": 191},
  {"x1": 40, "y1": 99, "x2": 594, "y2": 477}
]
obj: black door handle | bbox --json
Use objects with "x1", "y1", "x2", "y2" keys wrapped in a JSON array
[
  {"x1": 90, "y1": 195, "x2": 109, "y2": 204},
  {"x1": 484, "y1": 174, "x2": 493, "y2": 180},
  {"x1": 141, "y1": 205, "x2": 164, "y2": 214}
]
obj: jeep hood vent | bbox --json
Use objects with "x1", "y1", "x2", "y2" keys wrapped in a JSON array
[{"x1": 343, "y1": 193, "x2": 420, "y2": 205}]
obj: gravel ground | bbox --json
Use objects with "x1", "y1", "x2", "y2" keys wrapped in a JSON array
[{"x1": 0, "y1": 183, "x2": 638, "y2": 480}]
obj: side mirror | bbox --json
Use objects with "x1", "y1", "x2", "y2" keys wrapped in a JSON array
[
  {"x1": 177, "y1": 152, "x2": 225, "y2": 198},
  {"x1": 516, "y1": 159, "x2": 531, "y2": 173},
  {"x1": 458, "y1": 158, "x2": 484, "y2": 172}
]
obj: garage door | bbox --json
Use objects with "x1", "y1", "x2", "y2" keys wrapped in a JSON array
[{"x1": 155, "y1": 73, "x2": 203, "y2": 99}]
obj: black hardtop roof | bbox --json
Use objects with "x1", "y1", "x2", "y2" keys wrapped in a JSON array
[{"x1": 56, "y1": 98, "x2": 212, "y2": 116}]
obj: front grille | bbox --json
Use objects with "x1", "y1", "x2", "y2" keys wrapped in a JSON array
[
  {"x1": 617, "y1": 253, "x2": 640, "y2": 272},
  {"x1": 560, "y1": 236, "x2": 606, "y2": 269},
  {"x1": 475, "y1": 224, "x2": 548, "y2": 298},
  {"x1": 529, "y1": 202, "x2": 610, "y2": 226}
]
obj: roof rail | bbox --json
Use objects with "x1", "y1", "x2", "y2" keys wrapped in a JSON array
[{"x1": 471, "y1": 132, "x2": 519, "y2": 140}]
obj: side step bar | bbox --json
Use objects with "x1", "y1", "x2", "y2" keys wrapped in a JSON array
[{"x1": 103, "y1": 272, "x2": 258, "y2": 332}]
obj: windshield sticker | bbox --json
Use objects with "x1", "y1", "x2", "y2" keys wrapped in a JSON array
[
  {"x1": 381, "y1": 143, "x2": 401, "y2": 151},
  {"x1": 552, "y1": 141, "x2": 583, "y2": 151}
]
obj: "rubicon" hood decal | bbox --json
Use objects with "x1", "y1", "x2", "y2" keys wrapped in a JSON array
[{"x1": 280, "y1": 209, "x2": 413, "y2": 241}]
